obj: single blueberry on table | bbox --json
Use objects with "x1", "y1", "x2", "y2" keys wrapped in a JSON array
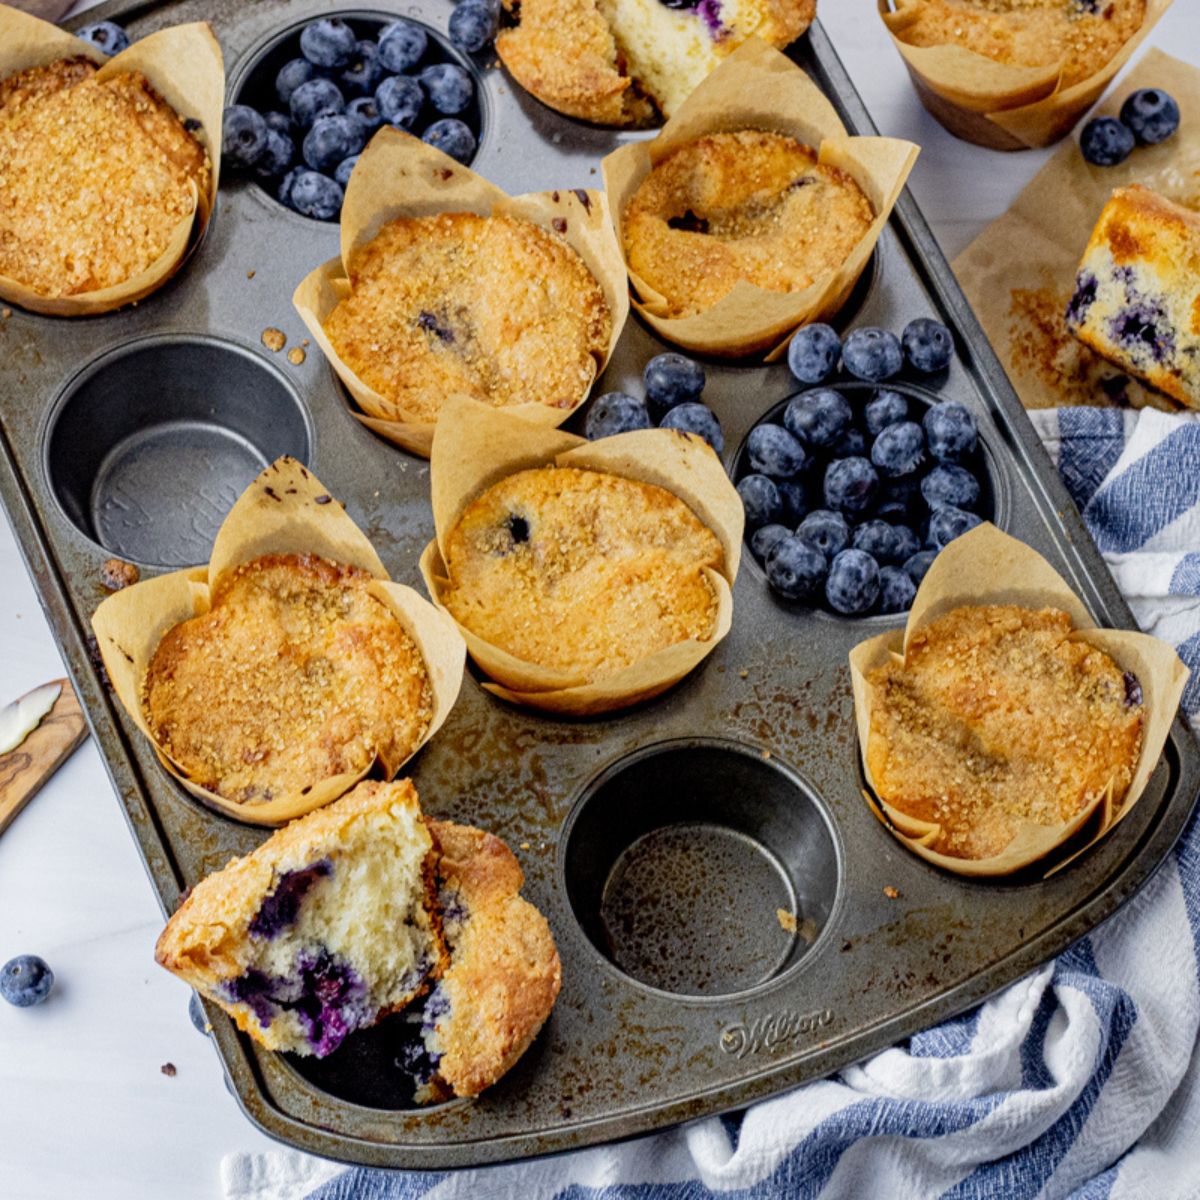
[
  {"x1": 0, "y1": 955, "x2": 53, "y2": 1007},
  {"x1": 300, "y1": 18, "x2": 358, "y2": 69},
  {"x1": 253, "y1": 129, "x2": 295, "y2": 180},
  {"x1": 871, "y1": 420, "x2": 926, "y2": 478},
  {"x1": 263, "y1": 111, "x2": 293, "y2": 135},
  {"x1": 766, "y1": 535, "x2": 828, "y2": 601},
  {"x1": 903, "y1": 549, "x2": 938, "y2": 586},
  {"x1": 830, "y1": 426, "x2": 866, "y2": 459},
  {"x1": 824, "y1": 456, "x2": 879, "y2": 517},
  {"x1": 189, "y1": 992, "x2": 209, "y2": 1035},
  {"x1": 423, "y1": 117, "x2": 476, "y2": 164},
  {"x1": 927, "y1": 505, "x2": 983, "y2": 549},
  {"x1": 737, "y1": 475, "x2": 783, "y2": 530},
  {"x1": 921, "y1": 463, "x2": 980, "y2": 511},
  {"x1": 783, "y1": 388, "x2": 852, "y2": 449},
  {"x1": 747, "y1": 423, "x2": 809, "y2": 479},
  {"x1": 797, "y1": 509, "x2": 849, "y2": 559},
  {"x1": 420, "y1": 63, "x2": 474, "y2": 115},
  {"x1": 776, "y1": 479, "x2": 807, "y2": 526},
  {"x1": 902, "y1": 318, "x2": 954, "y2": 374},
  {"x1": 339, "y1": 40, "x2": 382, "y2": 97},
  {"x1": 276, "y1": 58, "x2": 318, "y2": 107},
  {"x1": 379, "y1": 20, "x2": 429, "y2": 73},
  {"x1": 1120, "y1": 88, "x2": 1180, "y2": 145},
  {"x1": 924, "y1": 401, "x2": 978, "y2": 463},
  {"x1": 825, "y1": 549, "x2": 881, "y2": 615},
  {"x1": 1080, "y1": 117, "x2": 1136, "y2": 167},
  {"x1": 585, "y1": 392, "x2": 651, "y2": 439},
  {"x1": 842, "y1": 327, "x2": 902, "y2": 382},
  {"x1": 376, "y1": 75, "x2": 424, "y2": 130},
  {"x1": 346, "y1": 96, "x2": 384, "y2": 134},
  {"x1": 661, "y1": 402, "x2": 723, "y2": 452},
  {"x1": 864, "y1": 388, "x2": 907, "y2": 437},
  {"x1": 303, "y1": 114, "x2": 365, "y2": 172},
  {"x1": 221, "y1": 105, "x2": 269, "y2": 169},
  {"x1": 77, "y1": 21, "x2": 130, "y2": 56},
  {"x1": 878, "y1": 565, "x2": 917, "y2": 614},
  {"x1": 450, "y1": 1, "x2": 500, "y2": 53},
  {"x1": 644, "y1": 353, "x2": 705, "y2": 419},
  {"x1": 289, "y1": 170, "x2": 344, "y2": 221},
  {"x1": 290, "y1": 78, "x2": 345, "y2": 129},
  {"x1": 334, "y1": 154, "x2": 360, "y2": 190},
  {"x1": 751, "y1": 523, "x2": 790, "y2": 563},
  {"x1": 787, "y1": 323, "x2": 841, "y2": 385},
  {"x1": 852, "y1": 519, "x2": 904, "y2": 565}
]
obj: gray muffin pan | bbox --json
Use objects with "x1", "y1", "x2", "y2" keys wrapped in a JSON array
[{"x1": 0, "y1": 0, "x2": 1196, "y2": 1170}]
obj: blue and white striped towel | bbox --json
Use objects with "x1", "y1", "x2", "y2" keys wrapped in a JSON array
[{"x1": 224, "y1": 406, "x2": 1200, "y2": 1200}]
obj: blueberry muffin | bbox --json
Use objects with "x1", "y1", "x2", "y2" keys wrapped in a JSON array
[
  {"x1": 866, "y1": 604, "x2": 1144, "y2": 860},
  {"x1": 1066, "y1": 185, "x2": 1200, "y2": 410},
  {"x1": 323, "y1": 212, "x2": 612, "y2": 423},
  {"x1": 623, "y1": 130, "x2": 873, "y2": 320},
  {"x1": 440, "y1": 466, "x2": 725, "y2": 681},
  {"x1": 496, "y1": 0, "x2": 816, "y2": 126},
  {"x1": 155, "y1": 780, "x2": 448, "y2": 1057},
  {"x1": 0, "y1": 56, "x2": 210, "y2": 298},
  {"x1": 143, "y1": 553, "x2": 432, "y2": 805},
  {"x1": 887, "y1": 0, "x2": 1146, "y2": 90}
]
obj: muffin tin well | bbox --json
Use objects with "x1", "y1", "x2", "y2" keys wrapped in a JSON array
[{"x1": 0, "y1": 0, "x2": 1195, "y2": 1172}]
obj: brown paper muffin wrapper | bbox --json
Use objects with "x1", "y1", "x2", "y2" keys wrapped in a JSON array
[
  {"x1": 91, "y1": 458, "x2": 466, "y2": 826},
  {"x1": 293, "y1": 127, "x2": 630, "y2": 459},
  {"x1": 600, "y1": 38, "x2": 918, "y2": 358},
  {"x1": 878, "y1": 0, "x2": 1172, "y2": 150},
  {"x1": 849, "y1": 523, "x2": 1188, "y2": 877},
  {"x1": 418, "y1": 396, "x2": 743, "y2": 716},
  {"x1": 0, "y1": 6, "x2": 223, "y2": 315}
]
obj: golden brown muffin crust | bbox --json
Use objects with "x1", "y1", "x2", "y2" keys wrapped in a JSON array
[
  {"x1": 624, "y1": 130, "x2": 874, "y2": 320},
  {"x1": 0, "y1": 57, "x2": 210, "y2": 297},
  {"x1": 143, "y1": 553, "x2": 432, "y2": 804},
  {"x1": 324, "y1": 212, "x2": 612, "y2": 423},
  {"x1": 867, "y1": 604, "x2": 1144, "y2": 860}
]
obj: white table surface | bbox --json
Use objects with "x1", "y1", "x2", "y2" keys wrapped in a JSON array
[{"x1": 3, "y1": 4, "x2": 1199, "y2": 1198}]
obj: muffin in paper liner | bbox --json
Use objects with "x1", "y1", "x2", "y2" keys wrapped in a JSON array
[
  {"x1": 0, "y1": 6, "x2": 223, "y2": 315},
  {"x1": 293, "y1": 127, "x2": 630, "y2": 459},
  {"x1": 601, "y1": 38, "x2": 918, "y2": 358},
  {"x1": 91, "y1": 458, "x2": 466, "y2": 826},
  {"x1": 878, "y1": 0, "x2": 1172, "y2": 151},
  {"x1": 849, "y1": 523, "x2": 1188, "y2": 877},
  {"x1": 418, "y1": 397, "x2": 744, "y2": 716}
]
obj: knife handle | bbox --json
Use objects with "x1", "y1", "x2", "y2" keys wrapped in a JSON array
[{"x1": 0, "y1": 679, "x2": 88, "y2": 838}]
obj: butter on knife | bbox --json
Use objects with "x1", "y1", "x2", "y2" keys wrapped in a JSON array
[{"x1": 0, "y1": 681, "x2": 61, "y2": 755}]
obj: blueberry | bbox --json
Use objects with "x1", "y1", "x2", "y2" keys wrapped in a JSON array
[
  {"x1": 376, "y1": 75, "x2": 424, "y2": 130},
  {"x1": 878, "y1": 565, "x2": 917, "y2": 614},
  {"x1": 585, "y1": 392, "x2": 651, "y2": 439},
  {"x1": 420, "y1": 63, "x2": 474, "y2": 115},
  {"x1": 783, "y1": 389, "x2": 852, "y2": 450},
  {"x1": 0, "y1": 955, "x2": 53, "y2": 1007},
  {"x1": 660, "y1": 402, "x2": 723, "y2": 452},
  {"x1": 303, "y1": 114, "x2": 365, "y2": 172},
  {"x1": 830, "y1": 426, "x2": 866, "y2": 459},
  {"x1": 852, "y1": 520, "x2": 904, "y2": 565},
  {"x1": 787, "y1": 323, "x2": 841, "y2": 385},
  {"x1": 346, "y1": 95, "x2": 384, "y2": 134},
  {"x1": 644, "y1": 353, "x2": 705, "y2": 419},
  {"x1": 923, "y1": 401, "x2": 978, "y2": 463},
  {"x1": 1079, "y1": 116, "x2": 1136, "y2": 166},
  {"x1": 864, "y1": 389, "x2": 907, "y2": 436},
  {"x1": 927, "y1": 505, "x2": 983, "y2": 549},
  {"x1": 921, "y1": 463, "x2": 980, "y2": 511},
  {"x1": 276, "y1": 59, "x2": 318, "y2": 107},
  {"x1": 1120, "y1": 88, "x2": 1180, "y2": 145},
  {"x1": 891, "y1": 523, "x2": 921, "y2": 563},
  {"x1": 289, "y1": 170, "x2": 344, "y2": 221},
  {"x1": 334, "y1": 155, "x2": 360, "y2": 189},
  {"x1": 797, "y1": 509, "x2": 850, "y2": 558},
  {"x1": 253, "y1": 129, "x2": 295, "y2": 180},
  {"x1": 300, "y1": 18, "x2": 358, "y2": 69},
  {"x1": 450, "y1": 1, "x2": 500, "y2": 53},
  {"x1": 825, "y1": 549, "x2": 881, "y2": 615},
  {"x1": 747, "y1": 424, "x2": 808, "y2": 478},
  {"x1": 751, "y1": 523, "x2": 790, "y2": 563},
  {"x1": 263, "y1": 111, "x2": 293, "y2": 135},
  {"x1": 290, "y1": 78, "x2": 344, "y2": 129},
  {"x1": 903, "y1": 549, "x2": 938, "y2": 586},
  {"x1": 766, "y1": 535, "x2": 828, "y2": 601},
  {"x1": 824, "y1": 456, "x2": 879, "y2": 517},
  {"x1": 423, "y1": 118, "x2": 477, "y2": 164},
  {"x1": 902, "y1": 318, "x2": 954, "y2": 374},
  {"x1": 842, "y1": 327, "x2": 902, "y2": 382},
  {"x1": 378, "y1": 21, "x2": 428, "y2": 73},
  {"x1": 189, "y1": 992, "x2": 209, "y2": 1035},
  {"x1": 221, "y1": 105, "x2": 269, "y2": 169},
  {"x1": 871, "y1": 421, "x2": 926, "y2": 478},
  {"x1": 277, "y1": 166, "x2": 306, "y2": 208},
  {"x1": 77, "y1": 21, "x2": 129, "y2": 56},
  {"x1": 339, "y1": 40, "x2": 382, "y2": 97},
  {"x1": 737, "y1": 475, "x2": 782, "y2": 529},
  {"x1": 776, "y1": 479, "x2": 807, "y2": 526},
  {"x1": 880, "y1": 475, "x2": 921, "y2": 519}
]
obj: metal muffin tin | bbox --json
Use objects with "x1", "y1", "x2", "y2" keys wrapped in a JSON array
[{"x1": 1, "y1": 0, "x2": 1197, "y2": 1169}]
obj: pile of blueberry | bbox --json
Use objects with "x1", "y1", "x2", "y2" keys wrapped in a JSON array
[
  {"x1": 739, "y1": 319, "x2": 987, "y2": 616},
  {"x1": 584, "y1": 353, "x2": 724, "y2": 452},
  {"x1": 1080, "y1": 87, "x2": 1181, "y2": 167},
  {"x1": 221, "y1": 14, "x2": 492, "y2": 221}
]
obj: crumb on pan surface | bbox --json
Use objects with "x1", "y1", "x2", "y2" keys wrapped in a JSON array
[
  {"x1": 143, "y1": 553, "x2": 432, "y2": 805},
  {"x1": 440, "y1": 466, "x2": 724, "y2": 681},
  {"x1": 324, "y1": 211, "x2": 611, "y2": 424},
  {"x1": 890, "y1": 0, "x2": 1147, "y2": 89},
  {"x1": 623, "y1": 130, "x2": 873, "y2": 320},
  {"x1": 866, "y1": 604, "x2": 1143, "y2": 860},
  {"x1": 0, "y1": 57, "x2": 209, "y2": 298}
]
